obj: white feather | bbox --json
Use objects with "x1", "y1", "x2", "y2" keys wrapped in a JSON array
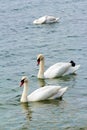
[
  {"x1": 33, "y1": 15, "x2": 59, "y2": 24},
  {"x1": 37, "y1": 54, "x2": 80, "y2": 79},
  {"x1": 20, "y1": 76, "x2": 68, "y2": 102}
]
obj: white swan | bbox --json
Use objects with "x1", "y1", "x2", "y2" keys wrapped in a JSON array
[
  {"x1": 20, "y1": 76, "x2": 68, "y2": 103},
  {"x1": 37, "y1": 54, "x2": 80, "y2": 79},
  {"x1": 33, "y1": 15, "x2": 59, "y2": 24}
]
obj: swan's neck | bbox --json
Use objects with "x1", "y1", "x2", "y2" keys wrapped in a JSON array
[
  {"x1": 38, "y1": 59, "x2": 44, "y2": 79},
  {"x1": 21, "y1": 82, "x2": 28, "y2": 103}
]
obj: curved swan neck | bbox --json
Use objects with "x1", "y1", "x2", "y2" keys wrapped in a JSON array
[
  {"x1": 21, "y1": 82, "x2": 28, "y2": 103},
  {"x1": 38, "y1": 59, "x2": 44, "y2": 79}
]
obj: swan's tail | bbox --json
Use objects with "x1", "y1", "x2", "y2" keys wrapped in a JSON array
[
  {"x1": 49, "y1": 87, "x2": 68, "y2": 99},
  {"x1": 57, "y1": 87, "x2": 68, "y2": 98},
  {"x1": 72, "y1": 64, "x2": 80, "y2": 72}
]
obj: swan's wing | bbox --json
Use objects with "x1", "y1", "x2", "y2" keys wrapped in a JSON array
[
  {"x1": 33, "y1": 16, "x2": 46, "y2": 24},
  {"x1": 46, "y1": 16, "x2": 59, "y2": 23},
  {"x1": 49, "y1": 87, "x2": 68, "y2": 99},
  {"x1": 27, "y1": 85, "x2": 61, "y2": 102},
  {"x1": 44, "y1": 63, "x2": 71, "y2": 78},
  {"x1": 38, "y1": 16, "x2": 46, "y2": 23}
]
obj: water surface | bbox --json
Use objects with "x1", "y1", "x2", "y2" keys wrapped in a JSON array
[{"x1": 0, "y1": 0, "x2": 87, "y2": 129}]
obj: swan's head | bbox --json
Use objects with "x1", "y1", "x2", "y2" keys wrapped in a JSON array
[
  {"x1": 20, "y1": 76, "x2": 28, "y2": 87},
  {"x1": 37, "y1": 54, "x2": 44, "y2": 65},
  {"x1": 33, "y1": 19, "x2": 38, "y2": 24},
  {"x1": 33, "y1": 19, "x2": 41, "y2": 24}
]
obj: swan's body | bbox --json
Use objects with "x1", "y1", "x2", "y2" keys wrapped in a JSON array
[
  {"x1": 37, "y1": 54, "x2": 80, "y2": 79},
  {"x1": 33, "y1": 15, "x2": 59, "y2": 24},
  {"x1": 20, "y1": 76, "x2": 68, "y2": 103}
]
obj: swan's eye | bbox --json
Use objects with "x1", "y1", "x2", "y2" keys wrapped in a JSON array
[{"x1": 37, "y1": 58, "x2": 40, "y2": 65}]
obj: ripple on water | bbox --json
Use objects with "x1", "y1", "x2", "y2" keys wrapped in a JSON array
[{"x1": 0, "y1": 0, "x2": 87, "y2": 129}]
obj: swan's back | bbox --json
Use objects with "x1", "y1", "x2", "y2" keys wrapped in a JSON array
[
  {"x1": 33, "y1": 16, "x2": 59, "y2": 24},
  {"x1": 33, "y1": 16, "x2": 46, "y2": 24},
  {"x1": 46, "y1": 16, "x2": 59, "y2": 23},
  {"x1": 44, "y1": 62, "x2": 71, "y2": 78}
]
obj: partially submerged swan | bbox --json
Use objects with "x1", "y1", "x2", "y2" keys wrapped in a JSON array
[
  {"x1": 33, "y1": 15, "x2": 59, "y2": 24},
  {"x1": 20, "y1": 76, "x2": 68, "y2": 103},
  {"x1": 37, "y1": 54, "x2": 80, "y2": 79}
]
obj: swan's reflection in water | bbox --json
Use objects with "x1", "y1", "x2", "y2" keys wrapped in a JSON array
[
  {"x1": 21, "y1": 102, "x2": 32, "y2": 121},
  {"x1": 20, "y1": 99, "x2": 67, "y2": 119},
  {"x1": 59, "y1": 73, "x2": 77, "y2": 81},
  {"x1": 37, "y1": 73, "x2": 76, "y2": 88},
  {"x1": 30, "y1": 99, "x2": 65, "y2": 108},
  {"x1": 20, "y1": 74, "x2": 76, "y2": 123},
  {"x1": 45, "y1": 74, "x2": 76, "y2": 88},
  {"x1": 37, "y1": 79, "x2": 46, "y2": 87}
]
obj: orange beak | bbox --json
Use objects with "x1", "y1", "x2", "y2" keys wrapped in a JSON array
[
  {"x1": 20, "y1": 80, "x2": 24, "y2": 87},
  {"x1": 37, "y1": 59, "x2": 40, "y2": 65}
]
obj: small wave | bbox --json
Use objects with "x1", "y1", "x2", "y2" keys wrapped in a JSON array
[
  {"x1": 68, "y1": 48, "x2": 82, "y2": 51},
  {"x1": 67, "y1": 35, "x2": 80, "y2": 38}
]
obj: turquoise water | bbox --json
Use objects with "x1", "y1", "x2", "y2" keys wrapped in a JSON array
[{"x1": 0, "y1": 0, "x2": 87, "y2": 129}]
